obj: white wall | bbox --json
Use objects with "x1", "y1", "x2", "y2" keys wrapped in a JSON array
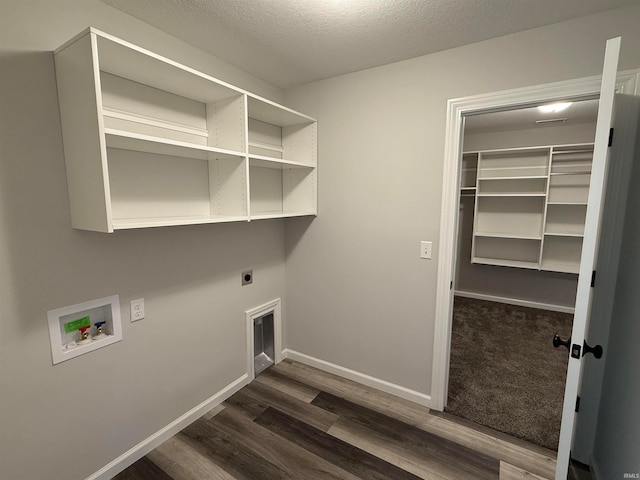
[
  {"x1": 284, "y1": 4, "x2": 640, "y2": 397},
  {"x1": 456, "y1": 122, "x2": 596, "y2": 309},
  {"x1": 0, "y1": 2, "x2": 286, "y2": 479}
]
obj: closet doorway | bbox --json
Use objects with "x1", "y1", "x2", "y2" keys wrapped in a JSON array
[{"x1": 447, "y1": 99, "x2": 598, "y2": 451}]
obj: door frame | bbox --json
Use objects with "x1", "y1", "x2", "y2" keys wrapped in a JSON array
[{"x1": 431, "y1": 71, "x2": 639, "y2": 412}]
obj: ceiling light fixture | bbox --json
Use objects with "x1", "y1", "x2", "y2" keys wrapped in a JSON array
[
  {"x1": 537, "y1": 102, "x2": 572, "y2": 113},
  {"x1": 536, "y1": 118, "x2": 568, "y2": 125}
]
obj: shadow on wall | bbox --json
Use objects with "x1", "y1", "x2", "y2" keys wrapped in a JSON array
[{"x1": 0, "y1": 51, "x2": 283, "y2": 336}]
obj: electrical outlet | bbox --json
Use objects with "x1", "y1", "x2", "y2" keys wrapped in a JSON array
[
  {"x1": 420, "y1": 241, "x2": 433, "y2": 259},
  {"x1": 130, "y1": 298, "x2": 145, "y2": 322},
  {"x1": 242, "y1": 270, "x2": 253, "y2": 286}
]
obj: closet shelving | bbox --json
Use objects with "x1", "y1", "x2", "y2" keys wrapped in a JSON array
[
  {"x1": 541, "y1": 145, "x2": 593, "y2": 273},
  {"x1": 460, "y1": 153, "x2": 478, "y2": 196},
  {"x1": 464, "y1": 143, "x2": 593, "y2": 274},
  {"x1": 54, "y1": 28, "x2": 317, "y2": 232},
  {"x1": 246, "y1": 101, "x2": 317, "y2": 220}
]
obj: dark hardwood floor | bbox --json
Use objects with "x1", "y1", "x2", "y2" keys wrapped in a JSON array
[{"x1": 115, "y1": 360, "x2": 560, "y2": 480}]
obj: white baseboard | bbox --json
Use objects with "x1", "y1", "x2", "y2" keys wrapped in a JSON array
[
  {"x1": 455, "y1": 290, "x2": 575, "y2": 314},
  {"x1": 86, "y1": 373, "x2": 250, "y2": 480},
  {"x1": 282, "y1": 349, "x2": 431, "y2": 407}
]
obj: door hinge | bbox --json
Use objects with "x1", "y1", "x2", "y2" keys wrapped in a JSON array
[
  {"x1": 450, "y1": 281, "x2": 453, "y2": 290},
  {"x1": 591, "y1": 270, "x2": 596, "y2": 288},
  {"x1": 576, "y1": 396, "x2": 581, "y2": 413},
  {"x1": 608, "y1": 127, "x2": 614, "y2": 147}
]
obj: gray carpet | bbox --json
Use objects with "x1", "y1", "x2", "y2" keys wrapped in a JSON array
[{"x1": 446, "y1": 296, "x2": 573, "y2": 450}]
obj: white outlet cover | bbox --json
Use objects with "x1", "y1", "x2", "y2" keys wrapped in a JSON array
[{"x1": 130, "y1": 298, "x2": 145, "y2": 322}]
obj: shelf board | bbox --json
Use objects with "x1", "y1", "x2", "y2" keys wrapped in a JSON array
[
  {"x1": 477, "y1": 193, "x2": 546, "y2": 197},
  {"x1": 551, "y1": 161, "x2": 592, "y2": 166},
  {"x1": 547, "y1": 201, "x2": 588, "y2": 206},
  {"x1": 249, "y1": 154, "x2": 314, "y2": 169},
  {"x1": 477, "y1": 175, "x2": 548, "y2": 181},
  {"x1": 103, "y1": 107, "x2": 209, "y2": 138},
  {"x1": 475, "y1": 232, "x2": 542, "y2": 240},
  {"x1": 247, "y1": 96, "x2": 315, "y2": 127},
  {"x1": 104, "y1": 129, "x2": 245, "y2": 161},
  {"x1": 552, "y1": 147, "x2": 594, "y2": 155},
  {"x1": 250, "y1": 211, "x2": 317, "y2": 220},
  {"x1": 544, "y1": 232, "x2": 584, "y2": 238},
  {"x1": 112, "y1": 214, "x2": 249, "y2": 230},
  {"x1": 248, "y1": 140, "x2": 284, "y2": 153},
  {"x1": 540, "y1": 261, "x2": 580, "y2": 274},
  {"x1": 460, "y1": 187, "x2": 476, "y2": 191},
  {"x1": 91, "y1": 29, "x2": 242, "y2": 104},
  {"x1": 472, "y1": 257, "x2": 540, "y2": 270}
]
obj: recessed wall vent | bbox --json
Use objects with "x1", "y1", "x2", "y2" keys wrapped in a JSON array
[
  {"x1": 253, "y1": 312, "x2": 275, "y2": 375},
  {"x1": 245, "y1": 299, "x2": 282, "y2": 380}
]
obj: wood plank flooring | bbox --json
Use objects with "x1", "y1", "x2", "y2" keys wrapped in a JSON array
[{"x1": 115, "y1": 360, "x2": 557, "y2": 480}]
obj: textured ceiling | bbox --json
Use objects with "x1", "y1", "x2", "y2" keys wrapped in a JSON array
[{"x1": 101, "y1": 0, "x2": 639, "y2": 89}]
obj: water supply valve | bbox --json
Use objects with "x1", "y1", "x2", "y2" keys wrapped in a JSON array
[
  {"x1": 78, "y1": 326, "x2": 93, "y2": 345},
  {"x1": 93, "y1": 321, "x2": 108, "y2": 340}
]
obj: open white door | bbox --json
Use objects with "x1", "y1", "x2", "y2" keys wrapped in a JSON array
[{"x1": 555, "y1": 37, "x2": 621, "y2": 480}]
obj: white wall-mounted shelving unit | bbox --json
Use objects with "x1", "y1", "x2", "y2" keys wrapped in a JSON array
[
  {"x1": 54, "y1": 28, "x2": 317, "y2": 232},
  {"x1": 465, "y1": 143, "x2": 594, "y2": 274}
]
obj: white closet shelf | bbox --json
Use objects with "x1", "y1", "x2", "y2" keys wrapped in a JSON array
[
  {"x1": 472, "y1": 257, "x2": 540, "y2": 270},
  {"x1": 477, "y1": 175, "x2": 548, "y2": 181},
  {"x1": 105, "y1": 129, "x2": 245, "y2": 161},
  {"x1": 552, "y1": 148, "x2": 594, "y2": 154},
  {"x1": 476, "y1": 193, "x2": 546, "y2": 197},
  {"x1": 544, "y1": 231, "x2": 585, "y2": 238},
  {"x1": 251, "y1": 211, "x2": 318, "y2": 220},
  {"x1": 547, "y1": 201, "x2": 589, "y2": 205},
  {"x1": 540, "y1": 261, "x2": 580, "y2": 275},
  {"x1": 103, "y1": 107, "x2": 209, "y2": 138},
  {"x1": 112, "y1": 214, "x2": 249, "y2": 230},
  {"x1": 71, "y1": 29, "x2": 242, "y2": 104},
  {"x1": 475, "y1": 232, "x2": 542, "y2": 240},
  {"x1": 249, "y1": 155, "x2": 314, "y2": 169},
  {"x1": 248, "y1": 96, "x2": 315, "y2": 127},
  {"x1": 248, "y1": 140, "x2": 284, "y2": 153},
  {"x1": 468, "y1": 146, "x2": 549, "y2": 155}
]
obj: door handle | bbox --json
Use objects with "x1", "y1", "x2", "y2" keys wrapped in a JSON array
[
  {"x1": 583, "y1": 340, "x2": 603, "y2": 359},
  {"x1": 553, "y1": 334, "x2": 571, "y2": 351},
  {"x1": 553, "y1": 335, "x2": 603, "y2": 359}
]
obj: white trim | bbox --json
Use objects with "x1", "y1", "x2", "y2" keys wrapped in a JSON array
[
  {"x1": 86, "y1": 373, "x2": 249, "y2": 480},
  {"x1": 282, "y1": 349, "x2": 431, "y2": 407},
  {"x1": 432, "y1": 70, "x2": 640, "y2": 413},
  {"x1": 454, "y1": 290, "x2": 575, "y2": 314},
  {"x1": 245, "y1": 298, "x2": 282, "y2": 381}
]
